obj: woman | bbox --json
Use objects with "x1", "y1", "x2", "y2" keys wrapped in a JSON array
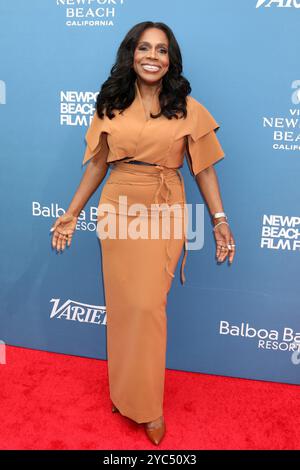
[{"x1": 50, "y1": 21, "x2": 235, "y2": 446}]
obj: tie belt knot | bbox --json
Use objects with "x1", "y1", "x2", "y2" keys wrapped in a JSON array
[{"x1": 153, "y1": 165, "x2": 172, "y2": 206}]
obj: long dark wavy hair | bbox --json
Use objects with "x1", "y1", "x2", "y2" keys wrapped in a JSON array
[{"x1": 96, "y1": 21, "x2": 191, "y2": 121}]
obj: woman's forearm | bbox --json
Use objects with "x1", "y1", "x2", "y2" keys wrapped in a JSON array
[
  {"x1": 66, "y1": 158, "x2": 109, "y2": 217},
  {"x1": 195, "y1": 165, "x2": 225, "y2": 216}
]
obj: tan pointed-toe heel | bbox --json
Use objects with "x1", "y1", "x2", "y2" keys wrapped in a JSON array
[
  {"x1": 144, "y1": 416, "x2": 166, "y2": 445},
  {"x1": 111, "y1": 404, "x2": 119, "y2": 413}
]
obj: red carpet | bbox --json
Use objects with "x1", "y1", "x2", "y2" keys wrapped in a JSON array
[{"x1": 0, "y1": 345, "x2": 299, "y2": 450}]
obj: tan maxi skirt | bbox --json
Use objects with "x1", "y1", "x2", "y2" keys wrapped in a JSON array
[{"x1": 96, "y1": 160, "x2": 188, "y2": 424}]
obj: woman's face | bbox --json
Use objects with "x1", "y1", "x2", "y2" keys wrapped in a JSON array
[{"x1": 133, "y1": 28, "x2": 170, "y2": 85}]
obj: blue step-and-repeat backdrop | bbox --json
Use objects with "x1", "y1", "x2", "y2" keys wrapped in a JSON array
[{"x1": 1, "y1": 0, "x2": 300, "y2": 384}]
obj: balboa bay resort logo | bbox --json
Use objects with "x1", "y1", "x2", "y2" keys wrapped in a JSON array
[
  {"x1": 261, "y1": 214, "x2": 300, "y2": 251},
  {"x1": 256, "y1": 0, "x2": 300, "y2": 7},
  {"x1": 33, "y1": 202, "x2": 98, "y2": 232},
  {"x1": 219, "y1": 321, "x2": 300, "y2": 354},
  {"x1": 60, "y1": 91, "x2": 97, "y2": 126},
  {"x1": 50, "y1": 298, "x2": 107, "y2": 324},
  {"x1": 261, "y1": 81, "x2": 300, "y2": 152},
  {"x1": 34, "y1": 200, "x2": 206, "y2": 251},
  {"x1": 56, "y1": 0, "x2": 125, "y2": 28}
]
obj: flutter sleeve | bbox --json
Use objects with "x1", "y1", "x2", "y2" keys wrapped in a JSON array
[
  {"x1": 185, "y1": 97, "x2": 225, "y2": 176},
  {"x1": 82, "y1": 109, "x2": 110, "y2": 166}
]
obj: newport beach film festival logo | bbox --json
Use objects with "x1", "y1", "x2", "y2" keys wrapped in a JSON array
[
  {"x1": 261, "y1": 81, "x2": 300, "y2": 152},
  {"x1": 256, "y1": 0, "x2": 300, "y2": 7},
  {"x1": 60, "y1": 90, "x2": 96, "y2": 126},
  {"x1": 261, "y1": 214, "x2": 300, "y2": 251},
  {"x1": 56, "y1": 0, "x2": 125, "y2": 27}
]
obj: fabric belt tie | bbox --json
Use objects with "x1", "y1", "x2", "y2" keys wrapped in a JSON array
[{"x1": 152, "y1": 165, "x2": 188, "y2": 286}]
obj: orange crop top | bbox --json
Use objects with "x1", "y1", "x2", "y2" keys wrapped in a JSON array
[{"x1": 82, "y1": 79, "x2": 225, "y2": 176}]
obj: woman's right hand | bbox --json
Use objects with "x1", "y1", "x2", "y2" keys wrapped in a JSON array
[{"x1": 50, "y1": 212, "x2": 78, "y2": 252}]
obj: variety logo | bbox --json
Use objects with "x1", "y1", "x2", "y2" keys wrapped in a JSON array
[
  {"x1": 56, "y1": 0, "x2": 125, "y2": 28},
  {"x1": 262, "y1": 81, "x2": 300, "y2": 152},
  {"x1": 261, "y1": 214, "x2": 300, "y2": 251},
  {"x1": 219, "y1": 320, "x2": 300, "y2": 353},
  {"x1": 256, "y1": 0, "x2": 300, "y2": 8},
  {"x1": 50, "y1": 298, "x2": 107, "y2": 324}
]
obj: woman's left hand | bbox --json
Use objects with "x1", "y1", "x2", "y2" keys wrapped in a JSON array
[{"x1": 213, "y1": 219, "x2": 236, "y2": 264}]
